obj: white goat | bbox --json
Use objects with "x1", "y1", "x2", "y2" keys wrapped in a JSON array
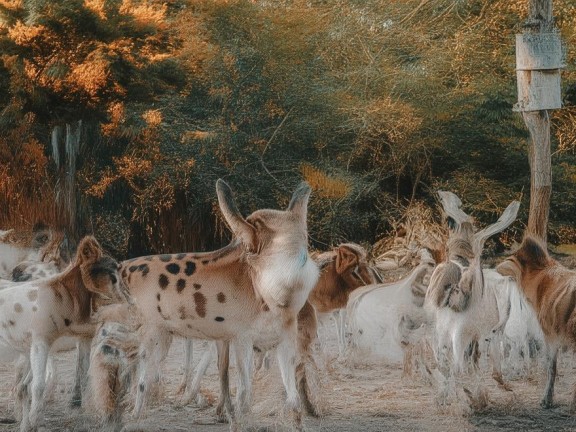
[
  {"x1": 424, "y1": 191, "x2": 519, "y2": 384},
  {"x1": 346, "y1": 249, "x2": 435, "y2": 364}
]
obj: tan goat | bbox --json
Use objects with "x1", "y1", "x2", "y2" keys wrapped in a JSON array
[
  {"x1": 0, "y1": 236, "x2": 128, "y2": 432},
  {"x1": 497, "y1": 236, "x2": 576, "y2": 410},
  {"x1": 119, "y1": 179, "x2": 319, "y2": 431}
]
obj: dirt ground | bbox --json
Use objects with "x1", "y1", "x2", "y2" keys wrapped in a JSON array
[{"x1": 1, "y1": 329, "x2": 576, "y2": 432}]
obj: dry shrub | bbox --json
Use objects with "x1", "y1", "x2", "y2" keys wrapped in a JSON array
[{"x1": 373, "y1": 200, "x2": 446, "y2": 276}]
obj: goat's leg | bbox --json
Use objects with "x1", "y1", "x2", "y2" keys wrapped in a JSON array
[
  {"x1": 28, "y1": 338, "x2": 50, "y2": 431},
  {"x1": 487, "y1": 293, "x2": 511, "y2": 343},
  {"x1": 133, "y1": 326, "x2": 172, "y2": 418},
  {"x1": 297, "y1": 300, "x2": 320, "y2": 417},
  {"x1": 71, "y1": 338, "x2": 91, "y2": 407},
  {"x1": 488, "y1": 335, "x2": 511, "y2": 391},
  {"x1": 332, "y1": 310, "x2": 346, "y2": 356},
  {"x1": 451, "y1": 330, "x2": 467, "y2": 376},
  {"x1": 176, "y1": 338, "x2": 194, "y2": 395},
  {"x1": 541, "y1": 345, "x2": 559, "y2": 409},
  {"x1": 215, "y1": 340, "x2": 236, "y2": 430},
  {"x1": 277, "y1": 328, "x2": 303, "y2": 431},
  {"x1": 180, "y1": 341, "x2": 216, "y2": 407},
  {"x1": 15, "y1": 356, "x2": 31, "y2": 425},
  {"x1": 233, "y1": 338, "x2": 253, "y2": 415}
]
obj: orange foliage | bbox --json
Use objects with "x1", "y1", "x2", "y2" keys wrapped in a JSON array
[{"x1": 301, "y1": 163, "x2": 350, "y2": 199}]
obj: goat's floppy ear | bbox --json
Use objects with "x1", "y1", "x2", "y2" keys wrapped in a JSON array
[
  {"x1": 496, "y1": 259, "x2": 520, "y2": 280},
  {"x1": 216, "y1": 179, "x2": 257, "y2": 252},
  {"x1": 336, "y1": 245, "x2": 358, "y2": 275},
  {"x1": 78, "y1": 236, "x2": 102, "y2": 264},
  {"x1": 287, "y1": 182, "x2": 312, "y2": 221}
]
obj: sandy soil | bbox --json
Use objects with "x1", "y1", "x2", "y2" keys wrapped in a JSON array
[{"x1": 1, "y1": 330, "x2": 576, "y2": 432}]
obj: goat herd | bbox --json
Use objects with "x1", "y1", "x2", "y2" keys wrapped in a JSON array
[{"x1": 0, "y1": 180, "x2": 575, "y2": 432}]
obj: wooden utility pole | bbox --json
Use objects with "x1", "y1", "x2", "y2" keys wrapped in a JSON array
[{"x1": 514, "y1": 0, "x2": 564, "y2": 245}]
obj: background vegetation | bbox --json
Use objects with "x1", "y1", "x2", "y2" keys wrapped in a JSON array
[{"x1": 0, "y1": 0, "x2": 574, "y2": 258}]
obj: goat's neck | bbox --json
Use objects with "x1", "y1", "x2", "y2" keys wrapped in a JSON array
[{"x1": 53, "y1": 264, "x2": 92, "y2": 323}]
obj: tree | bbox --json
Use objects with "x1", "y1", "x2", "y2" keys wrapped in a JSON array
[{"x1": 0, "y1": 0, "x2": 183, "y2": 242}]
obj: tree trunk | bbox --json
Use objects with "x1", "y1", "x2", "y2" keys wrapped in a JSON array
[
  {"x1": 51, "y1": 121, "x2": 86, "y2": 245},
  {"x1": 522, "y1": 0, "x2": 554, "y2": 245},
  {"x1": 524, "y1": 110, "x2": 551, "y2": 242}
]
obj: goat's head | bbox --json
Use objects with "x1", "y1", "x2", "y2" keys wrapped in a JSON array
[
  {"x1": 216, "y1": 179, "x2": 311, "y2": 256},
  {"x1": 496, "y1": 236, "x2": 551, "y2": 305},
  {"x1": 334, "y1": 243, "x2": 381, "y2": 287},
  {"x1": 31, "y1": 221, "x2": 51, "y2": 249},
  {"x1": 76, "y1": 236, "x2": 131, "y2": 305},
  {"x1": 428, "y1": 192, "x2": 520, "y2": 313},
  {"x1": 217, "y1": 179, "x2": 318, "y2": 310}
]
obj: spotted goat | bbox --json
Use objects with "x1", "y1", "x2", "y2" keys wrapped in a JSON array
[
  {"x1": 109, "y1": 179, "x2": 318, "y2": 431},
  {"x1": 0, "y1": 236, "x2": 128, "y2": 432}
]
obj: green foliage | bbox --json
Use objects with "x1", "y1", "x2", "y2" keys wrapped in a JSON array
[{"x1": 1, "y1": 0, "x2": 576, "y2": 254}]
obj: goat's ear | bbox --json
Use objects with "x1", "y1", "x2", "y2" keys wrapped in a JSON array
[
  {"x1": 336, "y1": 245, "x2": 358, "y2": 275},
  {"x1": 287, "y1": 182, "x2": 312, "y2": 220},
  {"x1": 472, "y1": 200, "x2": 520, "y2": 256},
  {"x1": 496, "y1": 259, "x2": 520, "y2": 280},
  {"x1": 78, "y1": 236, "x2": 102, "y2": 264},
  {"x1": 216, "y1": 179, "x2": 257, "y2": 251},
  {"x1": 437, "y1": 191, "x2": 473, "y2": 228}
]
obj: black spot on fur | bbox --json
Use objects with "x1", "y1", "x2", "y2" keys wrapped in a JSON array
[
  {"x1": 102, "y1": 344, "x2": 116, "y2": 355},
  {"x1": 156, "y1": 293, "x2": 161, "y2": 301},
  {"x1": 176, "y1": 253, "x2": 186, "y2": 260},
  {"x1": 159, "y1": 274, "x2": 169, "y2": 289},
  {"x1": 129, "y1": 265, "x2": 138, "y2": 272},
  {"x1": 166, "y1": 263, "x2": 180, "y2": 275},
  {"x1": 64, "y1": 319, "x2": 71, "y2": 326},
  {"x1": 193, "y1": 283, "x2": 201, "y2": 290},
  {"x1": 202, "y1": 260, "x2": 209, "y2": 265},
  {"x1": 8, "y1": 320, "x2": 15, "y2": 326},
  {"x1": 176, "y1": 279, "x2": 186, "y2": 293},
  {"x1": 185, "y1": 261, "x2": 196, "y2": 276},
  {"x1": 12, "y1": 265, "x2": 32, "y2": 282},
  {"x1": 159, "y1": 254, "x2": 172, "y2": 262},
  {"x1": 215, "y1": 316, "x2": 225, "y2": 322},
  {"x1": 138, "y1": 264, "x2": 150, "y2": 275}
]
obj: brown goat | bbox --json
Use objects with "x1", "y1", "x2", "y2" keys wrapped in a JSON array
[
  {"x1": 308, "y1": 243, "x2": 382, "y2": 355},
  {"x1": 497, "y1": 236, "x2": 576, "y2": 410}
]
